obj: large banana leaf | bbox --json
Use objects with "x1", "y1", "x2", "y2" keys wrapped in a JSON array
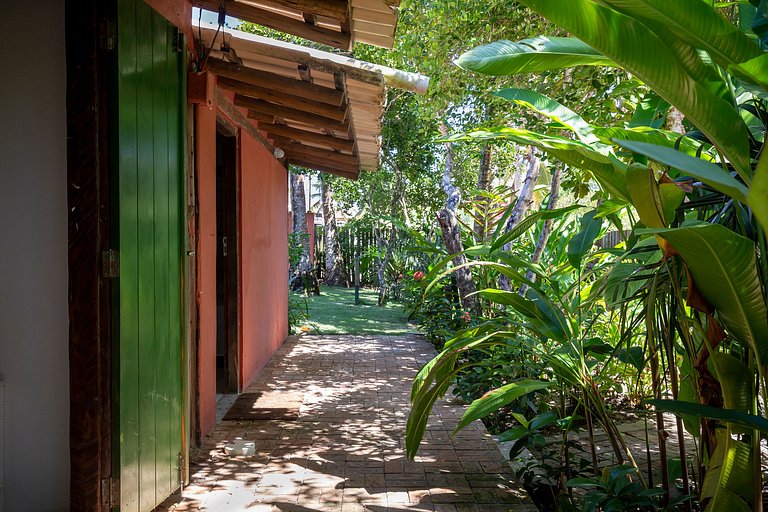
[
  {"x1": 649, "y1": 399, "x2": 768, "y2": 433},
  {"x1": 601, "y1": 0, "x2": 763, "y2": 70},
  {"x1": 494, "y1": 88, "x2": 602, "y2": 146},
  {"x1": 441, "y1": 127, "x2": 630, "y2": 201},
  {"x1": 625, "y1": 163, "x2": 685, "y2": 228},
  {"x1": 455, "y1": 36, "x2": 615, "y2": 75},
  {"x1": 700, "y1": 430, "x2": 755, "y2": 512},
  {"x1": 652, "y1": 223, "x2": 768, "y2": 370},
  {"x1": 616, "y1": 140, "x2": 749, "y2": 203},
  {"x1": 515, "y1": 0, "x2": 752, "y2": 178}
]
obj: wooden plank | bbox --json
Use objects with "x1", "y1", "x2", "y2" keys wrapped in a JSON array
[
  {"x1": 285, "y1": 149, "x2": 358, "y2": 172},
  {"x1": 236, "y1": 95, "x2": 349, "y2": 131},
  {"x1": 258, "y1": 122, "x2": 355, "y2": 152},
  {"x1": 205, "y1": 58, "x2": 344, "y2": 106},
  {"x1": 352, "y1": 5, "x2": 396, "y2": 24},
  {"x1": 265, "y1": 0, "x2": 349, "y2": 20},
  {"x1": 213, "y1": 88, "x2": 274, "y2": 150},
  {"x1": 134, "y1": 4, "x2": 157, "y2": 509},
  {"x1": 218, "y1": 76, "x2": 347, "y2": 121},
  {"x1": 152, "y1": 10, "x2": 173, "y2": 499},
  {"x1": 193, "y1": 0, "x2": 351, "y2": 49},
  {"x1": 288, "y1": 156, "x2": 359, "y2": 179},
  {"x1": 282, "y1": 142, "x2": 359, "y2": 168},
  {"x1": 117, "y1": 1, "x2": 141, "y2": 510},
  {"x1": 352, "y1": 0, "x2": 397, "y2": 14}
]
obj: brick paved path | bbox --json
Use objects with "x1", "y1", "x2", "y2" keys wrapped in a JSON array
[{"x1": 161, "y1": 334, "x2": 534, "y2": 511}]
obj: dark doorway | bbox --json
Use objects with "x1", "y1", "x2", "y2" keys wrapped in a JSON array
[{"x1": 216, "y1": 129, "x2": 240, "y2": 394}]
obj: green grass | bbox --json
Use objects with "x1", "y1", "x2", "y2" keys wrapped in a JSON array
[{"x1": 298, "y1": 286, "x2": 413, "y2": 335}]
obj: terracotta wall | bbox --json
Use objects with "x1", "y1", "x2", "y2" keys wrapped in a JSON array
[
  {"x1": 195, "y1": 90, "x2": 289, "y2": 436},
  {"x1": 239, "y1": 133, "x2": 289, "y2": 390}
]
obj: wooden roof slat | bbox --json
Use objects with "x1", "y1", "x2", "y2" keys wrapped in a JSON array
[
  {"x1": 259, "y1": 122, "x2": 355, "y2": 152},
  {"x1": 279, "y1": 141, "x2": 359, "y2": 167},
  {"x1": 287, "y1": 153, "x2": 358, "y2": 173},
  {"x1": 220, "y1": 77, "x2": 347, "y2": 121},
  {"x1": 205, "y1": 58, "x2": 344, "y2": 106},
  {"x1": 253, "y1": 0, "x2": 349, "y2": 21},
  {"x1": 193, "y1": 0, "x2": 351, "y2": 49},
  {"x1": 236, "y1": 95, "x2": 350, "y2": 130},
  {"x1": 288, "y1": 157, "x2": 359, "y2": 179}
]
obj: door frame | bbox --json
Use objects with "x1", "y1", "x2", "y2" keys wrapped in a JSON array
[
  {"x1": 66, "y1": 0, "x2": 114, "y2": 509},
  {"x1": 215, "y1": 118, "x2": 241, "y2": 394}
]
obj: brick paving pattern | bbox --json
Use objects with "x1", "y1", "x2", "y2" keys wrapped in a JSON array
[{"x1": 160, "y1": 334, "x2": 534, "y2": 511}]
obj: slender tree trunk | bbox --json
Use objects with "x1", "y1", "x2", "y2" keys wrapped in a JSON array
[
  {"x1": 499, "y1": 146, "x2": 542, "y2": 291},
  {"x1": 376, "y1": 166, "x2": 405, "y2": 305},
  {"x1": 519, "y1": 166, "x2": 561, "y2": 295},
  {"x1": 437, "y1": 124, "x2": 479, "y2": 315},
  {"x1": 321, "y1": 178, "x2": 346, "y2": 286},
  {"x1": 290, "y1": 172, "x2": 320, "y2": 294},
  {"x1": 473, "y1": 144, "x2": 493, "y2": 243}
]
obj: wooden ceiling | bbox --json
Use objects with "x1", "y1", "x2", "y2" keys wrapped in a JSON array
[
  {"x1": 192, "y1": 0, "x2": 400, "y2": 50},
  {"x1": 199, "y1": 23, "x2": 388, "y2": 179}
]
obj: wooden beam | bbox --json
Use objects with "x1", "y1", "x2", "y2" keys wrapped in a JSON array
[
  {"x1": 286, "y1": 150, "x2": 358, "y2": 173},
  {"x1": 264, "y1": 0, "x2": 349, "y2": 21},
  {"x1": 219, "y1": 77, "x2": 346, "y2": 122},
  {"x1": 214, "y1": 89, "x2": 274, "y2": 150},
  {"x1": 193, "y1": 0, "x2": 351, "y2": 49},
  {"x1": 281, "y1": 141, "x2": 359, "y2": 167},
  {"x1": 287, "y1": 156, "x2": 359, "y2": 179},
  {"x1": 259, "y1": 122, "x2": 355, "y2": 152},
  {"x1": 205, "y1": 58, "x2": 344, "y2": 106},
  {"x1": 237, "y1": 95, "x2": 349, "y2": 131}
]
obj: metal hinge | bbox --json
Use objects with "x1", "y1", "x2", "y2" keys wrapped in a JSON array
[
  {"x1": 101, "y1": 477, "x2": 120, "y2": 509},
  {"x1": 173, "y1": 27, "x2": 184, "y2": 54},
  {"x1": 178, "y1": 451, "x2": 187, "y2": 487},
  {"x1": 99, "y1": 20, "x2": 116, "y2": 51},
  {"x1": 102, "y1": 249, "x2": 119, "y2": 278}
]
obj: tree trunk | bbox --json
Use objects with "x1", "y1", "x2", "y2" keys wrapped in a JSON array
[
  {"x1": 437, "y1": 124, "x2": 479, "y2": 315},
  {"x1": 473, "y1": 144, "x2": 493, "y2": 243},
  {"x1": 499, "y1": 146, "x2": 542, "y2": 291},
  {"x1": 520, "y1": 165, "x2": 561, "y2": 294},
  {"x1": 321, "y1": 178, "x2": 346, "y2": 286},
  {"x1": 376, "y1": 165, "x2": 405, "y2": 305},
  {"x1": 290, "y1": 172, "x2": 319, "y2": 294}
]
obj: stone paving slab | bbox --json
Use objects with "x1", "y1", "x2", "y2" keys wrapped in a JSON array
[{"x1": 158, "y1": 335, "x2": 535, "y2": 511}]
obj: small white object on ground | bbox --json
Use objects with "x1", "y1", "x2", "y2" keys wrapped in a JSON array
[{"x1": 224, "y1": 440, "x2": 255, "y2": 456}]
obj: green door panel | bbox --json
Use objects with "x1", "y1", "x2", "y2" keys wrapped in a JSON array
[{"x1": 115, "y1": 1, "x2": 185, "y2": 510}]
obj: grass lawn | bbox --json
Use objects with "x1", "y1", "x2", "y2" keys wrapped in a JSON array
[{"x1": 298, "y1": 285, "x2": 413, "y2": 335}]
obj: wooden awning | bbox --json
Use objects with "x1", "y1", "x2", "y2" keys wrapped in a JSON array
[
  {"x1": 196, "y1": 21, "x2": 428, "y2": 179},
  {"x1": 192, "y1": 0, "x2": 399, "y2": 50}
]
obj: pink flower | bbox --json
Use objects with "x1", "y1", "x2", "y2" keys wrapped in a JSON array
[
  {"x1": 461, "y1": 311, "x2": 471, "y2": 323},
  {"x1": 413, "y1": 271, "x2": 426, "y2": 281}
]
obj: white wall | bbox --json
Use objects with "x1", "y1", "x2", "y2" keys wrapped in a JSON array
[{"x1": 0, "y1": 0, "x2": 70, "y2": 510}]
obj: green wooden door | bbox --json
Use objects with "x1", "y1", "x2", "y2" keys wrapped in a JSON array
[{"x1": 114, "y1": 1, "x2": 185, "y2": 510}]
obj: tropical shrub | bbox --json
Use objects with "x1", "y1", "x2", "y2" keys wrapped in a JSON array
[{"x1": 411, "y1": 0, "x2": 768, "y2": 509}]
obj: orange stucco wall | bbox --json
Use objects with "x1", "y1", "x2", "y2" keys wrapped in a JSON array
[
  {"x1": 196, "y1": 104, "x2": 217, "y2": 436},
  {"x1": 239, "y1": 133, "x2": 289, "y2": 390}
]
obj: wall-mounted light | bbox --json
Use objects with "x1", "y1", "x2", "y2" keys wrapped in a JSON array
[{"x1": 273, "y1": 147, "x2": 285, "y2": 159}]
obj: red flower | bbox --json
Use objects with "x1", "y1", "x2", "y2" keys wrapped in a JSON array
[{"x1": 413, "y1": 271, "x2": 426, "y2": 281}]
